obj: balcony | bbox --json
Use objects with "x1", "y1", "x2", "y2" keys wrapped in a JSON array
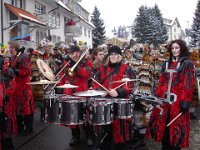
[
  {"x1": 37, "y1": 14, "x2": 60, "y2": 29},
  {"x1": 65, "y1": 25, "x2": 82, "y2": 37}
]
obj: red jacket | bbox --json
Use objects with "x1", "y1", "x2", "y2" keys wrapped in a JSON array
[
  {"x1": 64, "y1": 59, "x2": 92, "y2": 95},
  {"x1": 94, "y1": 63, "x2": 135, "y2": 144}
]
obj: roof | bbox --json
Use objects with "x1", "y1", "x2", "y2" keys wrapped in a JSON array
[
  {"x1": 4, "y1": 3, "x2": 45, "y2": 26},
  {"x1": 56, "y1": 0, "x2": 72, "y2": 13},
  {"x1": 163, "y1": 17, "x2": 181, "y2": 28}
]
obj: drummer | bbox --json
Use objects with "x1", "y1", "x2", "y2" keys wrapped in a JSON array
[
  {"x1": 63, "y1": 45, "x2": 94, "y2": 146},
  {"x1": 8, "y1": 41, "x2": 34, "y2": 136},
  {"x1": 93, "y1": 46, "x2": 136, "y2": 150}
]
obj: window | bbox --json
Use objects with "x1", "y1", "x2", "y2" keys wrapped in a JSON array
[
  {"x1": 52, "y1": 35, "x2": 56, "y2": 44},
  {"x1": 80, "y1": 26, "x2": 82, "y2": 35},
  {"x1": 19, "y1": 0, "x2": 25, "y2": 9},
  {"x1": 84, "y1": 29, "x2": 87, "y2": 36},
  {"x1": 88, "y1": 30, "x2": 90, "y2": 38},
  {"x1": 35, "y1": 2, "x2": 46, "y2": 15},
  {"x1": 57, "y1": 36, "x2": 61, "y2": 42},
  {"x1": 11, "y1": 0, "x2": 17, "y2": 6},
  {"x1": 40, "y1": 32, "x2": 44, "y2": 42},
  {"x1": 36, "y1": 31, "x2": 39, "y2": 44},
  {"x1": 49, "y1": 12, "x2": 60, "y2": 27},
  {"x1": 56, "y1": 13, "x2": 60, "y2": 26}
]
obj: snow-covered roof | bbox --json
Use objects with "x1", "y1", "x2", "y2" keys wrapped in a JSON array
[{"x1": 163, "y1": 17, "x2": 181, "y2": 28}]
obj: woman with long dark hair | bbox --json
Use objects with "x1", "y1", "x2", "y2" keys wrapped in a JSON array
[{"x1": 146, "y1": 39, "x2": 195, "y2": 150}]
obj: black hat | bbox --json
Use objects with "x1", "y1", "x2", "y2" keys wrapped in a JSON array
[
  {"x1": 108, "y1": 46, "x2": 121, "y2": 55},
  {"x1": 53, "y1": 47, "x2": 59, "y2": 51},
  {"x1": 68, "y1": 45, "x2": 80, "y2": 53}
]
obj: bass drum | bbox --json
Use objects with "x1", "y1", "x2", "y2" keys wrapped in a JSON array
[{"x1": 31, "y1": 85, "x2": 44, "y2": 101}]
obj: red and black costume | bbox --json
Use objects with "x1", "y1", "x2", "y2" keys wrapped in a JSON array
[
  {"x1": 146, "y1": 57, "x2": 195, "y2": 149},
  {"x1": 0, "y1": 55, "x2": 16, "y2": 150},
  {"x1": 63, "y1": 46, "x2": 93, "y2": 146},
  {"x1": 11, "y1": 51, "x2": 34, "y2": 135},
  {"x1": 93, "y1": 46, "x2": 135, "y2": 150}
]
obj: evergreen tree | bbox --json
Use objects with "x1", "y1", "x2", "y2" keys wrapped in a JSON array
[
  {"x1": 190, "y1": 1, "x2": 200, "y2": 47},
  {"x1": 132, "y1": 5, "x2": 168, "y2": 46},
  {"x1": 91, "y1": 6, "x2": 106, "y2": 48},
  {"x1": 153, "y1": 4, "x2": 168, "y2": 46},
  {"x1": 132, "y1": 5, "x2": 151, "y2": 44}
]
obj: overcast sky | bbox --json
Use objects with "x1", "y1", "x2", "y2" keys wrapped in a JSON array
[{"x1": 80, "y1": 0, "x2": 198, "y2": 36}]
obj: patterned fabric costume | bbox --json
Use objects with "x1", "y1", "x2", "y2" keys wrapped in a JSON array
[
  {"x1": 94, "y1": 63, "x2": 135, "y2": 144},
  {"x1": 12, "y1": 53, "x2": 34, "y2": 115},
  {"x1": 0, "y1": 56, "x2": 16, "y2": 150},
  {"x1": 146, "y1": 58, "x2": 195, "y2": 148}
]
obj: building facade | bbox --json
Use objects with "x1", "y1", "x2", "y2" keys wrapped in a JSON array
[
  {"x1": 163, "y1": 17, "x2": 186, "y2": 42},
  {"x1": 1, "y1": 0, "x2": 94, "y2": 49}
]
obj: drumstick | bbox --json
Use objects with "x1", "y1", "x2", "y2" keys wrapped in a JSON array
[
  {"x1": 167, "y1": 112, "x2": 182, "y2": 127},
  {"x1": 112, "y1": 82, "x2": 126, "y2": 90},
  {"x1": 91, "y1": 78, "x2": 109, "y2": 92}
]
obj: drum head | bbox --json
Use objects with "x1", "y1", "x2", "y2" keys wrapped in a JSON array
[{"x1": 36, "y1": 59, "x2": 55, "y2": 81}]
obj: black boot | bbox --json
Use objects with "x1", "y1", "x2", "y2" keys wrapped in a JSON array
[
  {"x1": 16, "y1": 115, "x2": 24, "y2": 135},
  {"x1": 84, "y1": 125, "x2": 94, "y2": 146},
  {"x1": 70, "y1": 127, "x2": 80, "y2": 146},
  {"x1": 23, "y1": 114, "x2": 34, "y2": 136},
  {"x1": 2, "y1": 138, "x2": 15, "y2": 150},
  {"x1": 130, "y1": 133, "x2": 146, "y2": 149}
]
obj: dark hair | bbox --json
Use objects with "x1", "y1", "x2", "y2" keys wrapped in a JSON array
[
  {"x1": 93, "y1": 47, "x2": 103, "y2": 56},
  {"x1": 167, "y1": 39, "x2": 189, "y2": 63},
  {"x1": 68, "y1": 45, "x2": 80, "y2": 53}
]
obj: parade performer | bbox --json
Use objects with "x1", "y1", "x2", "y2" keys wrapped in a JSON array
[
  {"x1": 150, "y1": 49, "x2": 164, "y2": 95},
  {"x1": 129, "y1": 44, "x2": 153, "y2": 149},
  {"x1": 0, "y1": 52, "x2": 16, "y2": 150},
  {"x1": 146, "y1": 39, "x2": 195, "y2": 150},
  {"x1": 93, "y1": 46, "x2": 135, "y2": 150},
  {"x1": 189, "y1": 49, "x2": 200, "y2": 119},
  {"x1": 8, "y1": 41, "x2": 34, "y2": 136},
  {"x1": 64, "y1": 45, "x2": 94, "y2": 146}
]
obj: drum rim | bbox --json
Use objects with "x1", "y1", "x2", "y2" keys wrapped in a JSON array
[
  {"x1": 60, "y1": 95, "x2": 86, "y2": 99},
  {"x1": 60, "y1": 100, "x2": 86, "y2": 103}
]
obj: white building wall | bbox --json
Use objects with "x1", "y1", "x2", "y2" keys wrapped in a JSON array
[
  {"x1": 1, "y1": 0, "x2": 93, "y2": 48},
  {"x1": 3, "y1": 0, "x2": 11, "y2": 46},
  {"x1": 74, "y1": 21, "x2": 93, "y2": 48}
]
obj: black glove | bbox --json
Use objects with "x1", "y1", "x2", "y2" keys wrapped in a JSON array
[
  {"x1": 13, "y1": 68, "x2": 20, "y2": 75},
  {"x1": 69, "y1": 59, "x2": 76, "y2": 67},
  {"x1": 180, "y1": 101, "x2": 191, "y2": 114},
  {"x1": 64, "y1": 55, "x2": 71, "y2": 61},
  {"x1": 3, "y1": 95, "x2": 10, "y2": 105}
]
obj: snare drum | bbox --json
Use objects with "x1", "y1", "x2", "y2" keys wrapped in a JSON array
[
  {"x1": 88, "y1": 98, "x2": 114, "y2": 125},
  {"x1": 114, "y1": 99, "x2": 133, "y2": 119},
  {"x1": 44, "y1": 94, "x2": 61, "y2": 124},
  {"x1": 60, "y1": 96, "x2": 86, "y2": 125}
]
